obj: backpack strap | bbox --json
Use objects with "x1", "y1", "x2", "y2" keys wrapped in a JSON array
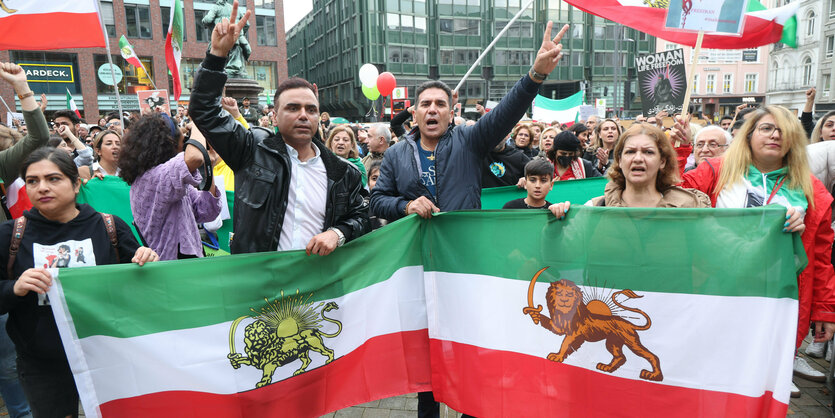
[
  {"x1": 7, "y1": 216, "x2": 27, "y2": 280},
  {"x1": 100, "y1": 213, "x2": 119, "y2": 261}
]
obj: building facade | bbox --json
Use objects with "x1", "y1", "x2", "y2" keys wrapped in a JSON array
[
  {"x1": 0, "y1": 0, "x2": 287, "y2": 124},
  {"x1": 767, "y1": 0, "x2": 820, "y2": 114},
  {"x1": 286, "y1": 0, "x2": 655, "y2": 121},
  {"x1": 815, "y1": 0, "x2": 835, "y2": 113},
  {"x1": 655, "y1": 40, "x2": 769, "y2": 121}
]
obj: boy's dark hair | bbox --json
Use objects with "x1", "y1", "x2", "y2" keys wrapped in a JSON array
[
  {"x1": 524, "y1": 157, "x2": 554, "y2": 178},
  {"x1": 720, "y1": 115, "x2": 734, "y2": 122},
  {"x1": 568, "y1": 123, "x2": 588, "y2": 135},
  {"x1": 53, "y1": 110, "x2": 80, "y2": 125},
  {"x1": 732, "y1": 119, "x2": 745, "y2": 131},
  {"x1": 367, "y1": 160, "x2": 382, "y2": 177},
  {"x1": 737, "y1": 106, "x2": 758, "y2": 121},
  {"x1": 415, "y1": 80, "x2": 452, "y2": 107},
  {"x1": 273, "y1": 77, "x2": 317, "y2": 106}
]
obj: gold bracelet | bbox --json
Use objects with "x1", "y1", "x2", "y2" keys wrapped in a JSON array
[
  {"x1": 17, "y1": 91, "x2": 34, "y2": 100},
  {"x1": 405, "y1": 200, "x2": 412, "y2": 215}
]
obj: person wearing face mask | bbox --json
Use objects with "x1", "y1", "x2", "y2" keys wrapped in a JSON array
[{"x1": 547, "y1": 131, "x2": 601, "y2": 181}]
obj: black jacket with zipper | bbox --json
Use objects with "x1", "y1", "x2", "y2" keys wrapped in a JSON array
[
  {"x1": 0, "y1": 204, "x2": 139, "y2": 362},
  {"x1": 189, "y1": 53, "x2": 369, "y2": 254}
]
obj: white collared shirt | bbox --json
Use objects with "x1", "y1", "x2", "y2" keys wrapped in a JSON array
[{"x1": 277, "y1": 143, "x2": 328, "y2": 251}]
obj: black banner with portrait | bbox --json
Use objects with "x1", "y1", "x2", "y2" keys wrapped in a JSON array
[{"x1": 636, "y1": 49, "x2": 687, "y2": 117}]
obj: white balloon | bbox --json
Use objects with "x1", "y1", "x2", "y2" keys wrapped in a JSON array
[{"x1": 359, "y1": 63, "x2": 379, "y2": 88}]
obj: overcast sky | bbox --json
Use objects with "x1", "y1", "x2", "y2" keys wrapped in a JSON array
[{"x1": 284, "y1": 1, "x2": 313, "y2": 32}]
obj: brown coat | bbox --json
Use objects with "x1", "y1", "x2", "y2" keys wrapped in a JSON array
[{"x1": 588, "y1": 181, "x2": 711, "y2": 208}]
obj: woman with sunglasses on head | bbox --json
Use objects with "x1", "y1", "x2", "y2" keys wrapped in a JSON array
[
  {"x1": 0, "y1": 147, "x2": 157, "y2": 417},
  {"x1": 118, "y1": 114, "x2": 222, "y2": 260},
  {"x1": 682, "y1": 106, "x2": 835, "y2": 397}
]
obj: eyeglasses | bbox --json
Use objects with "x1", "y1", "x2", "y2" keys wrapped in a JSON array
[
  {"x1": 756, "y1": 123, "x2": 781, "y2": 136},
  {"x1": 106, "y1": 121, "x2": 122, "y2": 128},
  {"x1": 694, "y1": 141, "x2": 728, "y2": 150}
]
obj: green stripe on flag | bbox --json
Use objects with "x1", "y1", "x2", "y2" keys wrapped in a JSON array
[
  {"x1": 57, "y1": 207, "x2": 801, "y2": 340},
  {"x1": 748, "y1": 0, "x2": 797, "y2": 48},
  {"x1": 534, "y1": 91, "x2": 583, "y2": 111}
]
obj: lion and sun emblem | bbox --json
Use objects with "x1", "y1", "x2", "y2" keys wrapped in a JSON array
[
  {"x1": 523, "y1": 267, "x2": 663, "y2": 382},
  {"x1": 228, "y1": 290, "x2": 343, "y2": 389}
]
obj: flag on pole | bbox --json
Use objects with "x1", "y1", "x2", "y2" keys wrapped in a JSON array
[
  {"x1": 564, "y1": 0, "x2": 799, "y2": 49},
  {"x1": 531, "y1": 91, "x2": 583, "y2": 125},
  {"x1": 66, "y1": 89, "x2": 81, "y2": 118},
  {"x1": 118, "y1": 35, "x2": 148, "y2": 75},
  {"x1": 0, "y1": 1, "x2": 105, "y2": 50},
  {"x1": 48, "y1": 209, "x2": 799, "y2": 417},
  {"x1": 4, "y1": 178, "x2": 31, "y2": 219},
  {"x1": 164, "y1": 0, "x2": 184, "y2": 100}
]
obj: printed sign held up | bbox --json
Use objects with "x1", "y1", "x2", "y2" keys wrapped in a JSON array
[
  {"x1": 665, "y1": 0, "x2": 749, "y2": 35},
  {"x1": 636, "y1": 49, "x2": 687, "y2": 117}
]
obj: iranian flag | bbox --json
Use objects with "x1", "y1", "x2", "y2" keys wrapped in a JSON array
[
  {"x1": 0, "y1": 0, "x2": 105, "y2": 50},
  {"x1": 165, "y1": 0, "x2": 184, "y2": 100},
  {"x1": 48, "y1": 208, "x2": 799, "y2": 417},
  {"x1": 118, "y1": 35, "x2": 149, "y2": 76},
  {"x1": 565, "y1": 0, "x2": 799, "y2": 48},
  {"x1": 3, "y1": 177, "x2": 31, "y2": 219},
  {"x1": 532, "y1": 91, "x2": 583, "y2": 125},
  {"x1": 66, "y1": 89, "x2": 81, "y2": 118}
]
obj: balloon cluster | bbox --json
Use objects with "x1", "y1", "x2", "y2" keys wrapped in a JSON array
[{"x1": 359, "y1": 63, "x2": 397, "y2": 101}]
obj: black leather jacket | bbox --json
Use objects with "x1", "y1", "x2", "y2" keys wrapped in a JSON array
[{"x1": 189, "y1": 53, "x2": 369, "y2": 254}]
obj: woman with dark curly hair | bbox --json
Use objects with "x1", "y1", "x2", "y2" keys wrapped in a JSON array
[{"x1": 118, "y1": 113, "x2": 222, "y2": 260}]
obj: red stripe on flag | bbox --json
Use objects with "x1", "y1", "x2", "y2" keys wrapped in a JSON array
[
  {"x1": 165, "y1": 32, "x2": 181, "y2": 100},
  {"x1": 0, "y1": 13, "x2": 104, "y2": 50},
  {"x1": 97, "y1": 330, "x2": 431, "y2": 417},
  {"x1": 565, "y1": 0, "x2": 784, "y2": 49},
  {"x1": 429, "y1": 339, "x2": 788, "y2": 418}
]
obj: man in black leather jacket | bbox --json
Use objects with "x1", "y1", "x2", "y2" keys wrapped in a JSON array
[{"x1": 188, "y1": 7, "x2": 369, "y2": 255}]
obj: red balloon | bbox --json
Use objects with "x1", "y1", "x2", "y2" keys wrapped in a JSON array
[{"x1": 376, "y1": 72, "x2": 397, "y2": 97}]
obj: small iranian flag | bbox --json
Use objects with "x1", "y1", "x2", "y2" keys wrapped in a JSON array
[
  {"x1": 566, "y1": 0, "x2": 799, "y2": 49},
  {"x1": 531, "y1": 91, "x2": 583, "y2": 125},
  {"x1": 49, "y1": 209, "x2": 799, "y2": 417},
  {"x1": 165, "y1": 0, "x2": 184, "y2": 100},
  {"x1": 4, "y1": 178, "x2": 31, "y2": 219},
  {"x1": 66, "y1": 89, "x2": 81, "y2": 118},
  {"x1": 118, "y1": 35, "x2": 149, "y2": 75}
]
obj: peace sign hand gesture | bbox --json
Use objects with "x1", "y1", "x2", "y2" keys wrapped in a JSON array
[
  {"x1": 209, "y1": 0, "x2": 251, "y2": 58},
  {"x1": 532, "y1": 22, "x2": 569, "y2": 80}
]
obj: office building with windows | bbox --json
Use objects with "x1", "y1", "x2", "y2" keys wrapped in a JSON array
[
  {"x1": 0, "y1": 0, "x2": 287, "y2": 123},
  {"x1": 286, "y1": 0, "x2": 655, "y2": 120}
]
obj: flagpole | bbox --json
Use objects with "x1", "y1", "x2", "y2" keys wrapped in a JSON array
[
  {"x1": 453, "y1": 0, "x2": 535, "y2": 94},
  {"x1": 0, "y1": 95, "x2": 12, "y2": 114},
  {"x1": 95, "y1": 1, "x2": 125, "y2": 127}
]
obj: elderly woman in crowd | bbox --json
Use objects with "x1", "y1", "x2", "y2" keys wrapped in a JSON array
[
  {"x1": 326, "y1": 125, "x2": 368, "y2": 186},
  {"x1": 537, "y1": 126, "x2": 559, "y2": 157},
  {"x1": 582, "y1": 118, "x2": 622, "y2": 174},
  {"x1": 0, "y1": 147, "x2": 157, "y2": 417},
  {"x1": 119, "y1": 113, "x2": 223, "y2": 260},
  {"x1": 511, "y1": 124, "x2": 538, "y2": 159},
  {"x1": 681, "y1": 106, "x2": 835, "y2": 396}
]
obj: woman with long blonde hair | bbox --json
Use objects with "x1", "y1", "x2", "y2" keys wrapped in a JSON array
[{"x1": 682, "y1": 106, "x2": 835, "y2": 397}]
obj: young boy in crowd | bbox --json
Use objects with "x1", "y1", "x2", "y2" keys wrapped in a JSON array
[{"x1": 503, "y1": 158, "x2": 554, "y2": 209}]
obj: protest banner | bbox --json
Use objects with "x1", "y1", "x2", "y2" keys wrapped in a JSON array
[
  {"x1": 665, "y1": 0, "x2": 749, "y2": 35},
  {"x1": 636, "y1": 49, "x2": 687, "y2": 117},
  {"x1": 48, "y1": 208, "x2": 801, "y2": 417},
  {"x1": 137, "y1": 90, "x2": 171, "y2": 115}
]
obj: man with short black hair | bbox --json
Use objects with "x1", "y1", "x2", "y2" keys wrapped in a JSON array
[
  {"x1": 189, "y1": 2, "x2": 368, "y2": 255},
  {"x1": 52, "y1": 110, "x2": 80, "y2": 137},
  {"x1": 719, "y1": 115, "x2": 734, "y2": 130},
  {"x1": 238, "y1": 96, "x2": 261, "y2": 125}
]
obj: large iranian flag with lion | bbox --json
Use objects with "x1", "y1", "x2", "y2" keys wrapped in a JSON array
[{"x1": 48, "y1": 208, "x2": 800, "y2": 417}]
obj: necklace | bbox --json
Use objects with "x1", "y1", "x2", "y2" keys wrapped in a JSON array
[{"x1": 420, "y1": 141, "x2": 436, "y2": 161}]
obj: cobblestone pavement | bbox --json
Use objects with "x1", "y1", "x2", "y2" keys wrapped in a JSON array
[{"x1": 0, "y1": 340, "x2": 830, "y2": 417}]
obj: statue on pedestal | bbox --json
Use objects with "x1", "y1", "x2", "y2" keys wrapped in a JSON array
[{"x1": 202, "y1": 0, "x2": 251, "y2": 78}]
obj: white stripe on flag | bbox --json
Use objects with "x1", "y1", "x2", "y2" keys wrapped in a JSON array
[
  {"x1": 425, "y1": 271, "x2": 797, "y2": 403},
  {"x1": 0, "y1": 0, "x2": 97, "y2": 16}
]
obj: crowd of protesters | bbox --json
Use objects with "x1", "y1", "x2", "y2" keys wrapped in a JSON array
[{"x1": 0, "y1": 9, "x2": 833, "y2": 417}]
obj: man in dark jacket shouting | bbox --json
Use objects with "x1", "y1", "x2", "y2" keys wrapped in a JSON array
[
  {"x1": 188, "y1": 1, "x2": 369, "y2": 255},
  {"x1": 370, "y1": 22, "x2": 570, "y2": 221}
]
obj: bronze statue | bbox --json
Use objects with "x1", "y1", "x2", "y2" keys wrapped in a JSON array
[{"x1": 202, "y1": 0, "x2": 251, "y2": 78}]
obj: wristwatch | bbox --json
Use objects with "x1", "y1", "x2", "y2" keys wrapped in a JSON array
[
  {"x1": 529, "y1": 68, "x2": 547, "y2": 82},
  {"x1": 328, "y1": 227, "x2": 346, "y2": 247}
]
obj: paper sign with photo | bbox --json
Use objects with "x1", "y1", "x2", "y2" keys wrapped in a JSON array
[
  {"x1": 33, "y1": 239, "x2": 97, "y2": 306},
  {"x1": 665, "y1": 0, "x2": 749, "y2": 35},
  {"x1": 636, "y1": 49, "x2": 687, "y2": 117},
  {"x1": 137, "y1": 89, "x2": 171, "y2": 115}
]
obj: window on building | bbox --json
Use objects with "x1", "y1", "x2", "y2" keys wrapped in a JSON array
[
  {"x1": 253, "y1": 0, "x2": 275, "y2": 8},
  {"x1": 803, "y1": 57, "x2": 813, "y2": 85},
  {"x1": 665, "y1": 43, "x2": 677, "y2": 51},
  {"x1": 495, "y1": 50, "x2": 533, "y2": 65},
  {"x1": 827, "y1": 36, "x2": 834, "y2": 58},
  {"x1": 692, "y1": 74, "x2": 699, "y2": 94},
  {"x1": 823, "y1": 74, "x2": 831, "y2": 97},
  {"x1": 706, "y1": 74, "x2": 716, "y2": 93},
  {"x1": 125, "y1": 4, "x2": 152, "y2": 39},
  {"x1": 161, "y1": 7, "x2": 186, "y2": 41},
  {"x1": 571, "y1": 23, "x2": 583, "y2": 39},
  {"x1": 455, "y1": 49, "x2": 479, "y2": 65},
  {"x1": 770, "y1": 62, "x2": 778, "y2": 90},
  {"x1": 830, "y1": 0, "x2": 835, "y2": 17},
  {"x1": 93, "y1": 54, "x2": 154, "y2": 97},
  {"x1": 195, "y1": 10, "x2": 211, "y2": 42},
  {"x1": 571, "y1": 51, "x2": 583, "y2": 66},
  {"x1": 440, "y1": 19, "x2": 480, "y2": 35},
  {"x1": 9, "y1": 51, "x2": 82, "y2": 95},
  {"x1": 100, "y1": 1, "x2": 116, "y2": 38},
  {"x1": 256, "y1": 15, "x2": 277, "y2": 46},
  {"x1": 723, "y1": 74, "x2": 732, "y2": 93},
  {"x1": 440, "y1": 49, "x2": 454, "y2": 65},
  {"x1": 806, "y1": 11, "x2": 815, "y2": 37},
  {"x1": 744, "y1": 74, "x2": 758, "y2": 93},
  {"x1": 494, "y1": 21, "x2": 532, "y2": 37}
]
